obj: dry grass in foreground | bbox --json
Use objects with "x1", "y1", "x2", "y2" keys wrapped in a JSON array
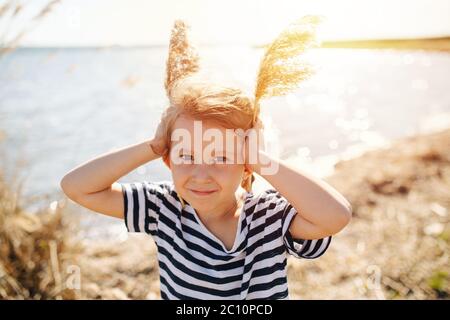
[{"x1": 0, "y1": 171, "x2": 82, "y2": 299}]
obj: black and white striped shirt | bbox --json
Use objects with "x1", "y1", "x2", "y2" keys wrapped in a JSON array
[{"x1": 121, "y1": 180, "x2": 332, "y2": 300}]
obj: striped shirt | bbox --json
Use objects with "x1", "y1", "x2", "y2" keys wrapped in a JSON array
[{"x1": 121, "y1": 180, "x2": 332, "y2": 300}]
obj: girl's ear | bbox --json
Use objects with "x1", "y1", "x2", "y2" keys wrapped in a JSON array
[
  {"x1": 241, "y1": 168, "x2": 254, "y2": 193},
  {"x1": 243, "y1": 166, "x2": 253, "y2": 182},
  {"x1": 163, "y1": 154, "x2": 171, "y2": 169},
  {"x1": 244, "y1": 164, "x2": 253, "y2": 176}
]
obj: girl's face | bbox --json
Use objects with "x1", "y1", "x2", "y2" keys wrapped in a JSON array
[{"x1": 167, "y1": 115, "x2": 249, "y2": 215}]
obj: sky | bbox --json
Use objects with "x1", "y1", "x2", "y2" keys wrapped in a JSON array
[{"x1": 2, "y1": 0, "x2": 450, "y2": 47}]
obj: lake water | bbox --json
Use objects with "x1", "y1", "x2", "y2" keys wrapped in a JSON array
[{"x1": 1, "y1": 47, "x2": 449, "y2": 238}]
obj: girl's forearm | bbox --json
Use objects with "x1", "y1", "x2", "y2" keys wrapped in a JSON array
[
  {"x1": 61, "y1": 139, "x2": 160, "y2": 196},
  {"x1": 251, "y1": 150, "x2": 352, "y2": 232}
]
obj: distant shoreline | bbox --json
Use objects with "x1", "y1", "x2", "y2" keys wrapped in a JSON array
[
  {"x1": 320, "y1": 36, "x2": 450, "y2": 52},
  {"x1": 5, "y1": 37, "x2": 450, "y2": 52}
]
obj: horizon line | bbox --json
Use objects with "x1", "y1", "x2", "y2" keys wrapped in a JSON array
[{"x1": 6, "y1": 35, "x2": 449, "y2": 50}]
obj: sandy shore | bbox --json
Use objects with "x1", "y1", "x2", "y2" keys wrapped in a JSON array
[{"x1": 70, "y1": 128, "x2": 449, "y2": 300}]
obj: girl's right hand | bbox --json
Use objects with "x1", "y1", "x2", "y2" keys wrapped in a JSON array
[{"x1": 149, "y1": 113, "x2": 170, "y2": 157}]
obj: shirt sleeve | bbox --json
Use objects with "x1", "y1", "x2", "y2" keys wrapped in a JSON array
[
  {"x1": 265, "y1": 189, "x2": 332, "y2": 259},
  {"x1": 120, "y1": 181, "x2": 173, "y2": 237}
]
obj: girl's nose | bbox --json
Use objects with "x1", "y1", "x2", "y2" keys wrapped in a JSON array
[{"x1": 191, "y1": 163, "x2": 213, "y2": 181}]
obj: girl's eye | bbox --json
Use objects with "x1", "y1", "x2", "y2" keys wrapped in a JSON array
[
  {"x1": 180, "y1": 154, "x2": 194, "y2": 162},
  {"x1": 178, "y1": 154, "x2": 229, "y2": 164},
  {"x1": 214, "y1": 156, "x2": 228, "y2": 164}
]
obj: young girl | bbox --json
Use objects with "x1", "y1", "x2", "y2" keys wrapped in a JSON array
[{"x1": 61, "y1": 17, "x2": 352, "y2": 300}]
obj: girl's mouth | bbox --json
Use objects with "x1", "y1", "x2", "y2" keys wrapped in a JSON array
[{"x1": 189, "y1": 189, "x2": 217, "y2": 196}]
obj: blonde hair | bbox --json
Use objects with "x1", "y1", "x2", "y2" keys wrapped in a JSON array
[{"x1": 160, "y1": 17, "x2": 321, "y2": 208}]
